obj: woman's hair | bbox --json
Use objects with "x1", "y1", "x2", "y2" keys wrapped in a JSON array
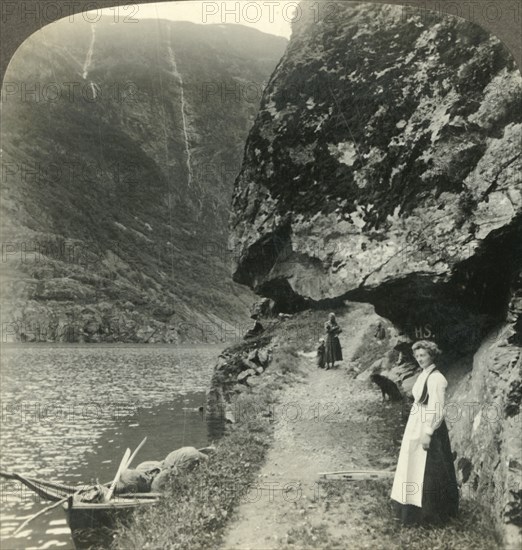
[
  {"x1": 329, "y1": 312, "x2": 336, "y2": 320},
  {"x1": 412, "y1": 340, "x2": 441, "y2": 359}
]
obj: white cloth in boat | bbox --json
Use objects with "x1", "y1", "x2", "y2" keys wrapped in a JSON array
[
  {"x1": 162, "y1": 446, "x2": 208, "y2": 471},
  {"x1": 150, "y1": 447, "x2": 209, "y2": 492},
  {"x1": 115, "y1": 469, "x2": 154, "y2": 494},
  {"x1": 391, "y1": 364, "x2": 447, "y2": 508},
  {"x1": 136, "y1": 460, "x2": 162, "y2": 473}
]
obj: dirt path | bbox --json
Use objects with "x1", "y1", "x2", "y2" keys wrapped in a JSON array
[{"x1": 221, "y1": 304, "x2": 401, "y2": 549}]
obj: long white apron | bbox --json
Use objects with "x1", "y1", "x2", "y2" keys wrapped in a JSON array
[{"x1": 390, "y1": 368, "x2": 432, "y2": 507}]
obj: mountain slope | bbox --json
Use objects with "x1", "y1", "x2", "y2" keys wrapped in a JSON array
[{"x1": 1, "y1": 18, "x2": 287, "y2": 343}]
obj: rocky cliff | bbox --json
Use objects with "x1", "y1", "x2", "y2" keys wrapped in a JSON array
[
  {"x1": 448, "y1": 277, "x2": 521, "y2": 545},
  {"x1": 229, "y1": 2, "x2": 521, "y2": 543},
  {"x1": 1, "y1": 17, "x2": 286, "y2": 342}
]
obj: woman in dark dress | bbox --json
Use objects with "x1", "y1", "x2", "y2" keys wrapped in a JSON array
[
  {"x1": 391, "y1": 340, "x2": 459, "y2": 525},
  {"x1": 316, "y1": 338, "x2": 326, "y2": 369},
  {"x1": 324, "y1": 313, "x2": 343, "y2": 370}
]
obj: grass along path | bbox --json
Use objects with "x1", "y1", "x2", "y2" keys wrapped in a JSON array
[
  {"x1": 220, "y1": 303, "x2": 500, "y2": 550},
  {"x1": 220, "y1": 303, "x2": 388, "y2": 548}
]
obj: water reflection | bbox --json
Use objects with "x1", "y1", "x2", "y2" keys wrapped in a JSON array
[{"x1": 0, "y1": 344, "x2": 223, "y2": 549}]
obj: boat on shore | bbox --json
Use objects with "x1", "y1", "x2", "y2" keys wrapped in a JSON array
[
  {"x1": 64, "y1": 491, "x2": 160, "y2": 548},
  {"x1": 0, "y1": 470, "x2": 161, "y2": 548},
  {"x1": 1, "y1": 441, "x2": 215, "y2": 548}
]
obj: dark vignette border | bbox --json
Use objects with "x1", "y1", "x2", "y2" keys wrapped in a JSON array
[{"x1": 0, "y1": 0, "x2": 521, "y2": 87}]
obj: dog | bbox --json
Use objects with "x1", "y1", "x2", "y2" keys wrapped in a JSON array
[{"x1": 370, "y1": 373, "x2": 403, "y2": 402}]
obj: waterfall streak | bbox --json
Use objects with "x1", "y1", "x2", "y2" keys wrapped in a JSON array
[
  {"x1": 82, "y1": 26, "x2": 96, "y2": 79},
  {"x1": 167, "y1": 37, "x2": 202, "y2": 213},
  {"x1": 82, "y1": 26, "x2": 97, "y2": 98}
]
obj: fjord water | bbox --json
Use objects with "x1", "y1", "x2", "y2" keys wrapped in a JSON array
[{"x1": 0, "y1": 344, "x2": 223, "y2": 549}]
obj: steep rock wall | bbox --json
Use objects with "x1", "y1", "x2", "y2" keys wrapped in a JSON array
[
  {"x1": 448, "y1": 280, "x2": 521, "y2": 546},
  {"x1": 229, "y1": 2, "x2": 521, "y2": 348},
  {"x1": 229, "y1": 2, "x2": 521, "y2": 542}
]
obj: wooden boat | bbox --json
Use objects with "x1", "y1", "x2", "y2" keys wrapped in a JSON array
[
  {"x1": 1, "y1": 442, "x2": 213, "y2": 547},
  {"x1": 0, "y1": 470, "x2": 161, "y2": 502},
  {"x1": 0, "y1": 471, "x2": 83, "y2": 501},
  {"x1": 64, "y1": 491, "x2": 159, "y2": 526},
  {"x1": 63, "y1": 491, "x2": 160, "y2": 548},
  {"x1": 0, "y1": 471, "x2": 161, "y2": 548}
]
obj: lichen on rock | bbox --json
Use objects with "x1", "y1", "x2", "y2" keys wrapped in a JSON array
[
  {"x1": 230, "y1": 3, "x2": 521, "y2": 307},
  {"x1": 229, "y1": 1, "x2": 522, "y2": 541}
]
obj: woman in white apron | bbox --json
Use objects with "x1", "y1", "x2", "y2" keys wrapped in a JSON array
[{"x1": 391, "y1": 340, "x2": 459, "y2": 524}]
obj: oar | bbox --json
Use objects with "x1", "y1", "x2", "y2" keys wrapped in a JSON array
[
  {"x1": 14, "y1": 497, "x2": 68, "y2": 536},
  {"x1": 103, "y1": 448, "x2": 131, "y2": 502},
  {"x1": 123, "y1": 437, "x2": 147, "y2": 471},
  {"x1": 13, "y1": 497, "x2": 68, "y2": 536},
  {"x1": 100, "y1": 438, "x2": 147, "y2": 503},
  {"x1": 13, "y1": 484, "x2": 85, "y2": 536}
]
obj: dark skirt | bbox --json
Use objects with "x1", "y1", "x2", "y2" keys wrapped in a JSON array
[
  {"x1": 325, "y1": 336, "x2": 343, "y2": 363},
  {"x1": 394, "y1": 421, "x2": 459, "y2": 525}
]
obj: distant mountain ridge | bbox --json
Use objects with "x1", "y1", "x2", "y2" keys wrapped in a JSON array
[{"x1": 0, "y1": 17, "x2": 287, "y2": 342}]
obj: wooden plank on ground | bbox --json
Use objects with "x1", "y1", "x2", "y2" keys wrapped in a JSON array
[{"x1": 318, "y1": 470, "x2": 395, "y2": 481}]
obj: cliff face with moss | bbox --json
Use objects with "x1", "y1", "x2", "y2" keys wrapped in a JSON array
[{"x1": 229, "y1": 2, "x2": 521, "y2": 543}]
